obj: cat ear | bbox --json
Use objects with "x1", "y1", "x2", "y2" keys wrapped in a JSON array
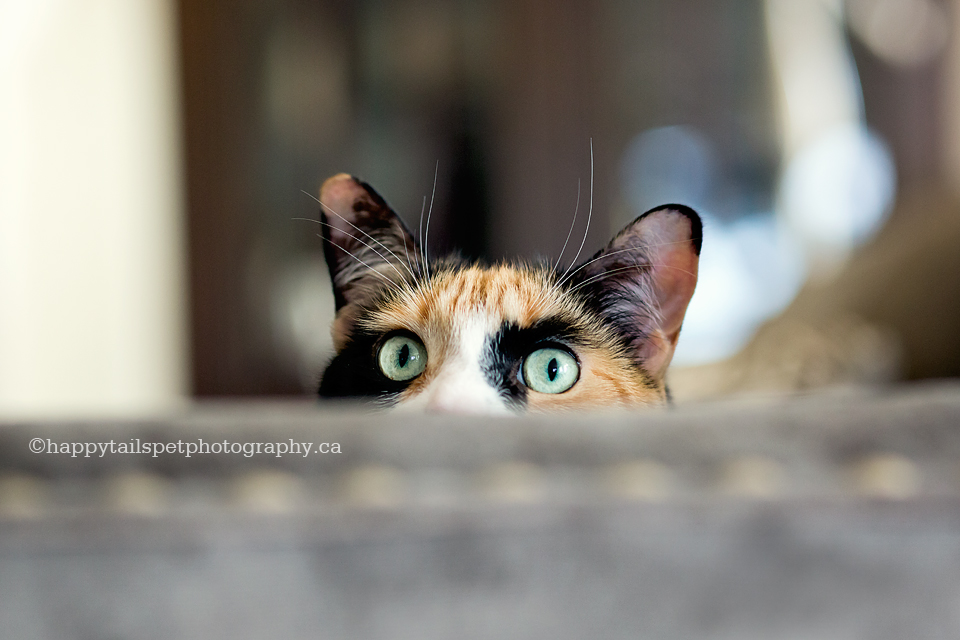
[
  {"x1": 319, "y1": 174, "x2": 420, "y2": 311},
  {"x1": 568, "y1": 205, "x2": 701, "y2": 380}
]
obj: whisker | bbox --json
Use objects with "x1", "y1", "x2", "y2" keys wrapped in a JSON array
[
  {"x1": 565, "y1": 264, "x2": 646, "y2": 294},
  {"x1": 294, "y1": 216, "x2": 412, "y2": 286},
  {"x1": 564, "y1": 261, "x2": 698, "y2": 295},
  {"x1": 314, "y1": 234, "x2": 404, "y2": 295},
  {"x1": 556, "y1": 239, "x2": 696, "y2": 288},
  {"x1": 560, "y1": 138, "x2": 594, "y2": 282},
  {"x1": 400, "y1": 230, "x2": 422, "y2": 290},
  {"x1": 418, "y1": 195, "x2": 427, "y2": 280},
  {"x1": 424, "y1": 161, "x2": 439, "y2": 279},
  {"x1": 299, "y1": 190, "x2": 419, "y2": 283},
  {"x1": 555, "y1": 178, "x2": 581, "y2": 269}
]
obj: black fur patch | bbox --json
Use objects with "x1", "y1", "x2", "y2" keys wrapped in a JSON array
[
  {"x1": 481, "y1": 318, "x2": 586, "y2": 407},
  {"x1": 318, "y1": 326, "x2": 414, "y2": 400},
  {"x1": 568, "y1": 279, "x2": 655, "y2": 352}
]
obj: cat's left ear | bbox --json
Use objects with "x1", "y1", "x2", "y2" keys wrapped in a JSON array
[
  {"x1": 568, "y1": 205, "x2": 701, "y2": 379},
  {"x1": 319, "y1": 174, "x2": 420, "y2": 311}
]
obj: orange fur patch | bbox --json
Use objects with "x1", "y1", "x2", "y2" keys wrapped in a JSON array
[{"x1": 350, "y1": 263, "x2": 666, "y2": 410}]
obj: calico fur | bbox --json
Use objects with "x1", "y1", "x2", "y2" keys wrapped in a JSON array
[{"x1": 316, "y1": 173, "x2": 701, "y2": 413}]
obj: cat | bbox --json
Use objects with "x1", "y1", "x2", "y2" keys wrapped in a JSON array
[{"x1": 316, "y1": 173, "x2": 701, "y2": 414}]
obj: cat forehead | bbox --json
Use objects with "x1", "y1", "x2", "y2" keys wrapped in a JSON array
[{"x1": 363, "y1": 264, "x2": 584, "y2": 332}]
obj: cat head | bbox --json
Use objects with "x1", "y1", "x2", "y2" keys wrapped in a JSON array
[{"x1": 317, "y1": 173, "x2": 701, "y2": 414}]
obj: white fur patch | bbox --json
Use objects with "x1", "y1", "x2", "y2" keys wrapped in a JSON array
[{"x1": 396, "y1": 313, "x2": 513, "y2": 415}]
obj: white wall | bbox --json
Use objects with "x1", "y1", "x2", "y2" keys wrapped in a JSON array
[{"x1": 0, "y1": 0, "x2": 188, "y2": 417}]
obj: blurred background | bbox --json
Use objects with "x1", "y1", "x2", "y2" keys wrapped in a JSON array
[
  {"x1": 2, "y1": 0, "x2": 960, "y2": 416},
  {"x1": 5, "y1": 5, "x2": 960, "y2": 636}
]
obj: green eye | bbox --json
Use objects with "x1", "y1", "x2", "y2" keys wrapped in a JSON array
[
  {"x1": 522, "y1": 347, "x2": 579, "y2": 394},
  {"x1": 378, "y1": 335, "x2": 427, "y2": 381}
]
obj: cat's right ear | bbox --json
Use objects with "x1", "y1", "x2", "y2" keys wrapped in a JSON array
[
  {"x1": 319, "y1": 174, "x2": 421, "y2": 311},
  {"x1": 567, "y1": 205, "x2": 701, "y2": 380}
]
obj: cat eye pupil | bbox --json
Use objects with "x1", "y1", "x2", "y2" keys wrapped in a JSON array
[
  {"x1": 378, "y1": 335, "x2": 427, "y2": 381},
  {"x1": 522, "y1": 347, "x2": 579, "y2": 394},
  {"x1": 547, "y1": 358, "x2": 558, "y2": 381}
]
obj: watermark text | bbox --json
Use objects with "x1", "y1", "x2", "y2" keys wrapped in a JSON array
[{"x1": 29, "y1": 438, "x2": 340, "y2": 458}]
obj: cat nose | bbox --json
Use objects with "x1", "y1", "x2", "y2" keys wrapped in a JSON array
[
  {"x1": 420, "y1": 380, "x2": 511, "y2": 416},
  {"x1": 425, "y1": 397, "x2": 488, "y2": 415},
  {"x1": 424, "y1": 393, "x2": 494, "y2": 415}
]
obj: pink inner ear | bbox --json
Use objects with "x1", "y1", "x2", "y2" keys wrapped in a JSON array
[
  {"x1": 319, "y1": 174, "x2": 365, "y2": 229},
  {"x1": 644, "y1": 212, "x2": 700, "y2": 340},
  {"x1": 633, "y1": 211, "x2": 700, "y2": 377}
]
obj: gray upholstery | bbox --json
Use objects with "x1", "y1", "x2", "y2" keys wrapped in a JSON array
[{"x1": 2, "y1": 382, "x2": 960, "y2": 639}]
